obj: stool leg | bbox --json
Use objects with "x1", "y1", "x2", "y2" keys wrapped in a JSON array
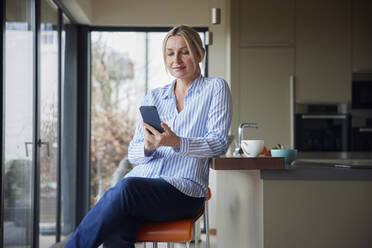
[
  {"x1": 152, "y1": 242, "x2": 158, "y2": 248},
  {"x1": 186, "y1": 242, "x2": 191, "y2": 248},
  {"x1": 205, "y1": 201, "x2": 210, "y2": 248},
  {"x1": 143, "y1": 242, "x2": 146, "y2": 248},
  {"x1": 194, "y1": 219, "x2": 201, "y2": 243},
  {"x1": 166, "y1": 242, "x2": 174, "y2": 248}
]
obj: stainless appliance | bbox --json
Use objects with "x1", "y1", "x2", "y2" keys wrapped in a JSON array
[
  {"x1": 352, "y1": 127, "x2": 372, "y2": 151},
  {"x1": 352, "y1": 73, "x2": 372, "y2": 109},
  {"x1": 352, "y1": 117, "x2": 372, "y2": 151},
  {"x1": 295, "y1": 103, "x2": 351, "y2": 152}
]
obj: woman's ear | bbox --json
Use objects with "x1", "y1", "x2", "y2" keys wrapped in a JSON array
[{"x1": 196, "y1": 48, "x2": 205, "y2": 63}]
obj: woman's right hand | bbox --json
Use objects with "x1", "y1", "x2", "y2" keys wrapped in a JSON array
[{"x1": 143, "y1": 122, "x2": 180, "y2": 155}]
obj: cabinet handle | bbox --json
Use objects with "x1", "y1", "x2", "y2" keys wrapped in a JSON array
[
  {"x1": 359, "y1": 128, "x2": 372, "y2": 133},
  {"x1": 301, "y1": 115, "x2": 347, "y2": 119},
  {"x1": 290, "y1": 75, "x2": 295, "y2": 149}
]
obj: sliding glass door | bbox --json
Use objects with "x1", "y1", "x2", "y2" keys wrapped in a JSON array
[
  {"x1": 3, "y1": 0, "x2": 34, "y2": 246},
  {"x1": 39, "y1": 0, "x2": 59, "y2": 246},
  {"x1": 2, "y1": 0, "x2": 72, "y2": 247}
]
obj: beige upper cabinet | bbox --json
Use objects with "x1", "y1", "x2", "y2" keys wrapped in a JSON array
[
  {"x1": 239, "y1": 0, "x2": 295, "y2": 46},
  {"x1": 239, "y1": 48, "x2": 294, "y2": 148},
  {"x1": 352, "y1": 0, "x2": 372, "y2": 72},
  {"x1": 295, "y1": 0, "x2": 351, "y2": 103}
]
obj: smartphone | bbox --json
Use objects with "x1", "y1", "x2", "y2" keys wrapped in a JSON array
[{"x1": 139, "y1": 106, "x2": 164, "y2": 133}]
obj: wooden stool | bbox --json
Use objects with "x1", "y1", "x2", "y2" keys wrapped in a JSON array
[{"x1": 136, "y1": 188, "x2": 211, "y2": 248}]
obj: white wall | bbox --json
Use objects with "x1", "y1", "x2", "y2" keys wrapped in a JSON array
[
  {"x1": 60, "y1": 0, "x2": 92, "y2": 24},
  {"x1": 91, "y1": 0, "x2": 209, "y2": 27}
]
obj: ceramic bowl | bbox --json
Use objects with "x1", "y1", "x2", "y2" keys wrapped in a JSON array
[{"x1": 270, "y1": 149, "x2": 297, "y2": 166}]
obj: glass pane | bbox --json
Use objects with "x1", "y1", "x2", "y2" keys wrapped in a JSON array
[
  {"x1": 4, "y1": 0, "x2": 33, "y2": 247},
  {"x1": 60, "y1": 15, "x2": 75, "y2": 241},
  {"x1": 90, "y1": 32, "x2": 146, "y2": 207},
  {"x1": 39, "y1": 0, "x2": 59, "y2": 246},
  {"x1": 148, "y1": 32, "x2": 173, "y2": 90}
]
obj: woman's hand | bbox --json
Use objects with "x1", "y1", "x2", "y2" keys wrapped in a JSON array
[{"x1": 143, "y1": 122, "x2": 180, "y2": 153}]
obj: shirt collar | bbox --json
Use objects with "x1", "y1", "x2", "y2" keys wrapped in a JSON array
[
  {"x1": 162, "y1": 75, "x2": 204, "y2": 99},
  {"x1": 162, "y1": 79, "x2": 177, "y2": 99}
]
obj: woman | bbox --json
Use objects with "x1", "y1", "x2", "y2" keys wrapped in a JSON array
[{"x1": 65, "y1": 25, "x2": 232, "y2": 248}]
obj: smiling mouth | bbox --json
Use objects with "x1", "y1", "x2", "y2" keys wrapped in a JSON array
[{"x1": 173, "y1": 66, "x2": 185, "y2": 70}]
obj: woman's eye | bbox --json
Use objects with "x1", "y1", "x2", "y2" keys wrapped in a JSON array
[
  {"x1": 167, "y1": 53, "x2": 174, "y2": 56},
  {"x1": 181, "y1": 51, "x2": 189, "y2": 55}
]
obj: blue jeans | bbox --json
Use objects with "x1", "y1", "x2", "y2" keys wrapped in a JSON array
[{"x1": 65, "y1": 177, "x2": 205, "y2": 248}]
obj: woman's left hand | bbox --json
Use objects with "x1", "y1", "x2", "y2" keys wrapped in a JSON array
[{"x1": 143, "y1": 122, "x2": 180, "y2": 150}]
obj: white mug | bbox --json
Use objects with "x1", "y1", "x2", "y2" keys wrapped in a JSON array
[{"x1": 241, "y1": 140, "x2": 264, "y2": 157}]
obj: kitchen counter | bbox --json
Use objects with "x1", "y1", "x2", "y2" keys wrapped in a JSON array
[
  {"x1": 297, "y1": 151, "x2": 372, "y2": 160},
  {"x1": 211, "y1": 157, "x2": 372, "y2": 180},
  {"x1": 212, "y1": 157, "x2": 372, "y2": 248},
  {"x1": 261, "y1": 160, "x2": 372, "y2": 180}
]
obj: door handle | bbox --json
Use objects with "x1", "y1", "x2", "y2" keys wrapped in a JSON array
[
  {"x1": 25, "y1": 140, "x2": 50, "y2": 157},
  {"x1": 37, "y1": 139, "x2": 50, "y2": 157},
  {"x1": 25, "y1": 142, "x2": 32, "y2": 157}
]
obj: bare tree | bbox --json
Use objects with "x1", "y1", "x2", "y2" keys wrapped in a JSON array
[{"x1": 90, "y1": 37, "x2": 139, "y2": 206}]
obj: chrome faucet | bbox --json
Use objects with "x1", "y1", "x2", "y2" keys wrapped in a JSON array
[{"x1": 234, "y1": 122, "x2": 259, "y2": 156}]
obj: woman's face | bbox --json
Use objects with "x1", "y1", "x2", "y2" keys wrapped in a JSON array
[{"x1": 165, "y1": 35, "x2": 200, "y2": 81}]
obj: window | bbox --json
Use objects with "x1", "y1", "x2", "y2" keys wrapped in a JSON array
[
  {"x1": 90, "y1": 29, "x2": 206, "y2": 206},
  {"x1": 2, "y1": 0, "x2": 73, "y2": 246}
]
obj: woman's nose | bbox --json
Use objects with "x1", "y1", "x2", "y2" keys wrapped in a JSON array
[{"x1": 175, "y1": 53, "x2": 182, "y2": 63}]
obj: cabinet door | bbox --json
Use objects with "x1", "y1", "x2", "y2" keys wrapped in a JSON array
[
  {"x1": 296, "y1": 0, "x2": 351, "y2": 103},
  {"x1": 239, "y1": 48, "x2": 294, "y2": 148},
  {"x1": 352, "y1": 0, "x2": 372, "y2": 72},
  {"x1": 239, "y1": 0, "x2": 295, "y2": 45}
]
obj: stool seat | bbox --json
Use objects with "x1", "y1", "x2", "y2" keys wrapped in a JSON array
[
  {"x1": 137, "y1": 205, "x2": 204, "y2": 242},
  {"x1": 136, "y1": 188, "x2": 210, "y2": 244}
]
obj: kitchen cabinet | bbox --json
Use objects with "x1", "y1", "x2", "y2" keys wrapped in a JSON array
[
  {"x1": 239, "y1": 0, "x2": 295, "y2": 46},
  {"x1": 352, "y1": 0, "x2": 372, "y2": 72},
  {"x1": 239, "y1": 48, "x2": 294, "y2": 148},
  {"x1": 295, "y1": 0, "x2": 351, "y2": 103},
  {"x1": 231, "y1": 0, "x2": 295, "y2": 149}
]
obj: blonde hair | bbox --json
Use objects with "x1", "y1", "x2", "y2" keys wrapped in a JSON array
[{"x1": 163, "y1": 25, "x2": 205, "y2": 73}]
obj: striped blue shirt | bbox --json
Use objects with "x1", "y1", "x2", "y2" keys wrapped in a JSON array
[{"x1": 126, "y1": 75, "x2": 232, "y2": 197}]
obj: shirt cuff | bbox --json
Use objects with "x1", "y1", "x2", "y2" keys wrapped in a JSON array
[
  {"x1": 174, "y1": 137, "x2": 190, "y2": 154},
  {"x1": 144, "y1": 147, "x2": 157, "y2": 157}
]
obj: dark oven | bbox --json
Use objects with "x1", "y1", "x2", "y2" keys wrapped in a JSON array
[
  {"x1": 352, "y1": 127, "x2": 372, "y2": 151},
  {"x1": 352, "y1": 73, "x2": 372, "y2": 109},
  {"x1": 295, "y1": 104, "x2": 351, "y2": 152}
]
